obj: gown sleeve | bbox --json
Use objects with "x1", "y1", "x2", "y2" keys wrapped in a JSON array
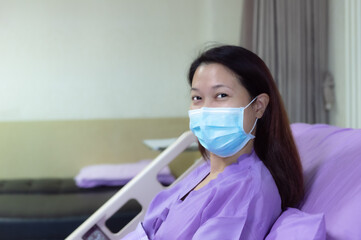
[
  {"x1": 121, "y1": 223, "x2": 149, "y2": 240},
  {"x1": 192, "y1": 216, "x2": 248, "y2": 240}
]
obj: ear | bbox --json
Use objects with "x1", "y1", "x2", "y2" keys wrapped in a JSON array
[{"x1": 253, "y1": 93, "x2": 269, "y2": 119}]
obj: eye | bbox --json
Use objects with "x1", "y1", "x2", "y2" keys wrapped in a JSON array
[
  {"x1": 216, "y1": 93, "x2": 228, "y2": 99},
  {"x1": 191, "y1": 95, "x2": 202, "y2": 101}
]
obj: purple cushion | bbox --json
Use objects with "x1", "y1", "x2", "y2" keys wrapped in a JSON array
[
  {"x1": 291, "y1": 123, "x2": 361, "y2": 239},
  {"x1": 266, "y1": 208, "x2": 326, "y2": 240},
  {"x1": 75, "y1": 159, "x2": 175, "y2": 188}
]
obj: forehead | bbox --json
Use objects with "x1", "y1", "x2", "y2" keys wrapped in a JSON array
[{"x1": 191, "y1": 63, "x2": 243, "y2": 89}]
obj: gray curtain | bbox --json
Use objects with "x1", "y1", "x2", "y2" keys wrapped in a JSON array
[{"x1": 241, "y1": 0, "x2": 332, "y2": 124}]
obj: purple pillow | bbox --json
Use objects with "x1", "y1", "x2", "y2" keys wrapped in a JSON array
[
  {"x1": 75, "y1": 159, "x2": 175, "y2": 188},
  {"x1": 291, "y1": 123, "x2": 361, "y2": 239},
  {"x1": 266, "y1": 208, "x2": 326, "y2": 240}
]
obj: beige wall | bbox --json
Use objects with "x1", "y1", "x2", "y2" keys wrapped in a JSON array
[
  {"x1": 0, "y1": 0, "x2": 243, "y2": 121},
  {"x1": 0, "y1": 118, "x2": 200, "y2": 179},
  {"x1": 0, "y1": 1, "x2": 242, "y2": 179}
]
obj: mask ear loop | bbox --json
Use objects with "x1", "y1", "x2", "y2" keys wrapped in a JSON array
[
  {"x1": 248, "y1": 118, "x2": 258, "y2": 136},
  {"x1": 244, "y1": 96, "x2": 258, "y2": 109},
  {"x1": 244, "y1": 96, "x2": 258, "y2": 136}
]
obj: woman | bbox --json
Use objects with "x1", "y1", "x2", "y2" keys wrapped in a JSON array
[{"x1": 123, "y1": 45, "x2": 304, "y2": 239}]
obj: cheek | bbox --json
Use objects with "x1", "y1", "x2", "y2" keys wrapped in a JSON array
[
  {"x1": 189, "y1": 104, "x2": 197, "y2": 110},
  {"x1": 233, "y1": 91, "x2": 252, "y2": 108},
  {"x1": 223, "y1": 96, "x2": 248, "y2": 108}
]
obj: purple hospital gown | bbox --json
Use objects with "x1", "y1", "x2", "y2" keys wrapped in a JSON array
[{"x1": 123, "y1": 151, "x2": 281, "y2": 240}]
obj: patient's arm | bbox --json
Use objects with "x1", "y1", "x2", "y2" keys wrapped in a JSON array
[{"x1": 121, "y1": 223, "x2": 149, "y2": 240}]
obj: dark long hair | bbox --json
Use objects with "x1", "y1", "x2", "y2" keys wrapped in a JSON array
[{"x1": 188, "y1": 45, "x2": 304, "y2": 210}]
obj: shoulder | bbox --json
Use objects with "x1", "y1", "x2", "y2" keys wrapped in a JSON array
[
  {"x1": 199, "y1": 154, "x2": 281, "y2": 237},
  {"x1": 241, "y1": 154, "x2": 280, "y2": 205},
  {"x1": 205, "y1": 153, "x2": 280, "y2": 212},
  {"x1": 219, "y1": 152, "x2": 275, "y2": 194}
]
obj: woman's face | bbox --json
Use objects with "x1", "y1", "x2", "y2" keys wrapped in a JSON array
[{"x1": 190, "y1": 63, "x2": 257, "y2": 133}]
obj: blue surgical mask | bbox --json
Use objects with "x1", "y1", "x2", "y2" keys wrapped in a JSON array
[{"x1": 188, "y1": 97, "x2": 258, "y2": 158}]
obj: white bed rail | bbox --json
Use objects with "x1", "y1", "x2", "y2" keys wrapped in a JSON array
[{"x1": 66, "y1": 131, "x2": 200, "y2": 240}]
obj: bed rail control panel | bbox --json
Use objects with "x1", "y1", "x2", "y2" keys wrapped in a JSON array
[
  {"x1": 66, "y1": 131, "x2": 201, "y2": 240},
  {"x1": 82, "y1": 225, "x2": 110, "y2": 240}
]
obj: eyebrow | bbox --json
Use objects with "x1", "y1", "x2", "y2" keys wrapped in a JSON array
[
  {"x1": 191, "y1": 84, "x2": 231, "y2": 92},
  {"x1": 212, "y1": 84, "x2": 232, "y2": 90}
]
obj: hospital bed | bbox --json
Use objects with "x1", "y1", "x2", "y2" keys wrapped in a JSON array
[
  {"x1": 67, "y1": 123, "x2": 361, "y2": 240},
  {"x1": 66, "y1": 131, "x2": 201, "y2": 239}
]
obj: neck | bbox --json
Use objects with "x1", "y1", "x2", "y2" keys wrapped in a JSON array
[{"x1": 209, "y1": 139, "x2": 254, "y2": 175}]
